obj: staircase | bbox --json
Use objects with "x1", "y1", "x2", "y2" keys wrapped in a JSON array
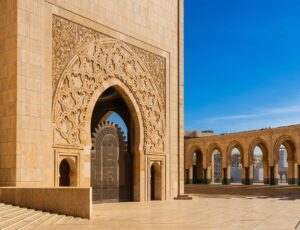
[{"x1": 0, "y1": 203, "x2": 89, "y2": 229}]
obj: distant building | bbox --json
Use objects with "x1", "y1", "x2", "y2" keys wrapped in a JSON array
[
  {"x1": 253, "y1": 155, "x2": 264, "y2": 183},
  {"x1": 278, "y1": 146, "x2": 288, "y2": 183},
  {"x1": 185, "y1": 130, "x2": 214, "y2": 139}
]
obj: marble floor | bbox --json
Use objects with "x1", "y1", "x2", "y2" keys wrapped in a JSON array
[{"x1": 37, "y1": 196, "x2": 300, "y2": 230}]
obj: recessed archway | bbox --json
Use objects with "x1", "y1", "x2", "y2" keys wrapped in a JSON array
[
  {"x1": 212, "y1": 149, "x2": 222, "y2": 184},
  {"x1": 230, "y1": 148, "x2": 242, "y2": 183},
  {"x1": 90, "y1": 86, "x2": 138, "y2": 203},
  {"x1": 150, "y1": 163, "x2": 162, "y2": 200},
  {"x1": 253, "y1": 146, "x2": 264, "y2": 184},
  {"x1": 59, "y1": 158, "x2": 77, "y2": 187},
  {"x1": 249, "y1": 139, "x2": 269, "y2": 185},
  {"x1": 192, "y1": 151, "x2": 203, "y2": 184},
  {"x1": 274, "y1": 136, "x2": 296, "y2": 185}
]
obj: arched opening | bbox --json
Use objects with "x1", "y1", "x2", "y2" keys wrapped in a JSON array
[
  {"x1": 275, "y1": 138, "x2": 296, "y2": 185},
  {"x1": 192, "y1": 151, "x2": 203, "y2": 184},
  {"x1": 212, "y1": 149, "x2": 222, "y2": 183},
  {"x1": 253, "y1": 146, "x2": 264, "y2": 184},
  {"x1": 231, "y1": 148, "x2": 242, "y2": 183},
  {"x1": 150, "y1": 163, "x2": 162, "y2": 200},
  {"x1": 59, "y1": 158, "x2": 77, "y2": 186},
  {"x1": 278, "y1": 145, "x2": 288, "y2": 184},
  {"x1": 91, "y1": 86, "x2": 138, "y2": 203},
  {"x1": 59, "y1": 159, "x2": 70, "y2": 186}
]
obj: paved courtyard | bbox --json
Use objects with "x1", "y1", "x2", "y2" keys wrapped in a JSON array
[{"x1": 40, "y1": 196, "x2": 300, "y2": 230}]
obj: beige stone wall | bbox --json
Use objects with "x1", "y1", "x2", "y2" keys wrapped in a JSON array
[
  {"x1": 0, "y1": 187, "x2": 91, "y2": 218},
  {"x1": 0, "y1": 0, "x2": 17, "y2": 186},
  {"x1": 7, "y1": 0, "x2": 184, "y2": 200}
]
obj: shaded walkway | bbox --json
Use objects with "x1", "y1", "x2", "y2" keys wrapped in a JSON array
[{"x1": 185, "y1": 184, "x2": 300, "y2": 199}]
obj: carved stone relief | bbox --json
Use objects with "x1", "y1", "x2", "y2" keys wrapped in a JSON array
[
  {"x1": 52, "y1": 16, "x2": 166, "y2": 106},
  {"x1": 52, "y1": 16, "x2": 166, "y2": 153}
]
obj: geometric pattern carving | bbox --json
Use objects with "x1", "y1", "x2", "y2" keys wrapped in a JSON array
[
  {"x1": 91, "y1": 122, "x2": 124, "y2": 202},
  {"x1": 52, "y1": 16, "x2": 166, "y2": 153},
  {"x1": 52, "y1": 16, "x2": 166, "y2": 104}
]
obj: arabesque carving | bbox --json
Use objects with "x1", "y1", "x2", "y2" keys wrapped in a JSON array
[
  {"x1": 53, "y1": 38, "x2": 165, "y2": 153},
  {"x1": 52, "y1": 16, "x2": 166, "y2": 106},
  {"x1": 52, "y1": 16, "x2": 166, "y2": 153}
]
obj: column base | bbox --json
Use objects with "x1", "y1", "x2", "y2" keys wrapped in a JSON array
[
  {"x1": 222, "y1": 178, "x2": 231, "y2": 185},
  {"x1": 263, "y1": 178, "x2": 269, "y2": 184},
  {"x1": 288, "y1": 178, "x2": 296, "y2": 185},
  {"x1": 186, "y1": 179, "x2": 193, "y2": 184},
  {"x1": 270, "y1": 178, "x2": 278, "y2": 185}
]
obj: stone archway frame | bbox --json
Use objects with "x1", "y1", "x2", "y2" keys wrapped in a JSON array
[
  {"x1": 273, "y1": 135, "x2": 297, "y2": 164},
  {"x1": 55, "y1": 150, "x2": 80, "y2": 187},
  {"x1": 52, "y1": 38, "x2": 165, "y2": 155},
  {"x1": 146, "y1": 155, "x2": 166, "y2": 201},
  {"x1": 53, "y1": 39, "x2": 166, "y2": 201},
  {"x1": 185, "y1": 144, "x2": 203, "y2": 169},
  {"x1": 248, "y1": 138, "x2": 269, "y2": 166},
  {"x1": 206, "y1": 143, "x2": 223, "y2": 168},
  {"x1": 226, "y1": 140, "x2": 245, "y2": 167}
]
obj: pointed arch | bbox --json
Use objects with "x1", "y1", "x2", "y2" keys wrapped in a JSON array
[
  {"x1": 273, "y1": 135, "x2": 296, "y2": 163},
  {"x1": 248, "y1": 138, "x2": 269, "y2": 164},
  {"x1": 206, "y1": 143, "x2": 223, "y2": 166},
  {"x1": 52, "y1": 39, "x2": 165, "y2": 154},
  {"x1": 226, "y1": 140, "x2": 245, "y2": 166}
]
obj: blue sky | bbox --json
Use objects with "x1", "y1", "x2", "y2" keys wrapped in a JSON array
[{"x1": 184, "y1": 0, "x2": 300, "y2": 134}]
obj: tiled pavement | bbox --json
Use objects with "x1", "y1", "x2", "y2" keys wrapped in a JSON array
[{"x1": 1, "y1": 196, "x2": 299, "y2": 230}]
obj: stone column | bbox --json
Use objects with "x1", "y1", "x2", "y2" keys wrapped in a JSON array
[
  {"x1": 274, "y1": 164, "x2": 279, "y2": 185},
  {"x1": 242, "y1": 167, "x2": 246, "y2": 185},
  {"x1": 226, "y1": 166, "x2": 231, "y2": 185},
  {"x1": 288, "y1": 161, "x2": 295, "y2": 184},
  {"x1": 263, "y1": 162, "x2": 269, "y2": 184},
  {"x1": 249, "y1": 164, "x2": 254, "y2": 185},
  {"x1": 206, "y1": 166, "x2": 212, "y2": 184},
  {"x1": 295, "y1": 163, "x2": 299, "y2": 185},
  {"x1": 188, "y1": 166, "x2": 193, "y2": 184}
]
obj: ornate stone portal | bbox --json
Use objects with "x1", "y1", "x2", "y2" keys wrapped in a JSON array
[
  {"x1": 52, "y1": 16, "x2": 166, "y2": 154},
  {"x1": 51, "y1": 15, "x2": 168, "y2": 201}
]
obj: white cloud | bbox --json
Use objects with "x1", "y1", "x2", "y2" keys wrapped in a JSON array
[{"x1": 204, "y1": 105, "x2": 300, "y2": 123}]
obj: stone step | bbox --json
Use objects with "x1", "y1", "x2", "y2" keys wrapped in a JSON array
[
  {"x1": 21, "y1": 212, "x2": 52, "y2": 229},
  {"x1": 0, "y1": 210, "x2": 36, "y2": 229},
  {"x1": 55, "y1": 216, "x2": 73, "y2": 225},
  {"x1": 26, "y1": 213, "x2": 54, "y2": 228},
  {"x1": 0, "y1": 207, "x2": 24, "y2": 217},
  {"x1": 13, "y1": 212, "x2": 46, "y2": 230},
  {"x1": 0, "y1": 208, "x2": 29, "y2": 221},
  {"x1": 43, "y1": 214, "x2": 65, "y2": 226},
  {"x1": 0, "y1": 203, "x2": 89, "y2": 230},
  {"x1": 67, "y1": 217, "x2": 83, "y2": 225}
]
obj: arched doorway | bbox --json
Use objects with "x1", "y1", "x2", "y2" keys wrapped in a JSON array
[
  {"x1": 59, "y1": 158, "x2": 77, "y2": 186},
  {"x1": 150, "y1": 163, "x2": 162, "y2": 200},
  {"x1": 253, "y1": 146, "x2": 264, "y2": 184},
  {"x1": 91, "y1": 87, "x2": 136, "y2": 203},
  {"x1": 192, "y1": 151, "x2": 203, "y2": 184},
  {"x1": 278, "y1": 145, "x2": 288, "y2": 184},
  {"x1": 212, "y1": 150, "x2": 222, "y2": 183},
  {"x1": 59, "y1": 159, "x2": 70, "y2": 186},
  {"x1": 248, "y1": 139, "x2": 269, "y2": 185},
  {"x1": 274, "y1": 137, "x2": 296, "y2": 185},
  {"x1": 231, "y1": 148, "x2": 242, "y2": 183}
]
